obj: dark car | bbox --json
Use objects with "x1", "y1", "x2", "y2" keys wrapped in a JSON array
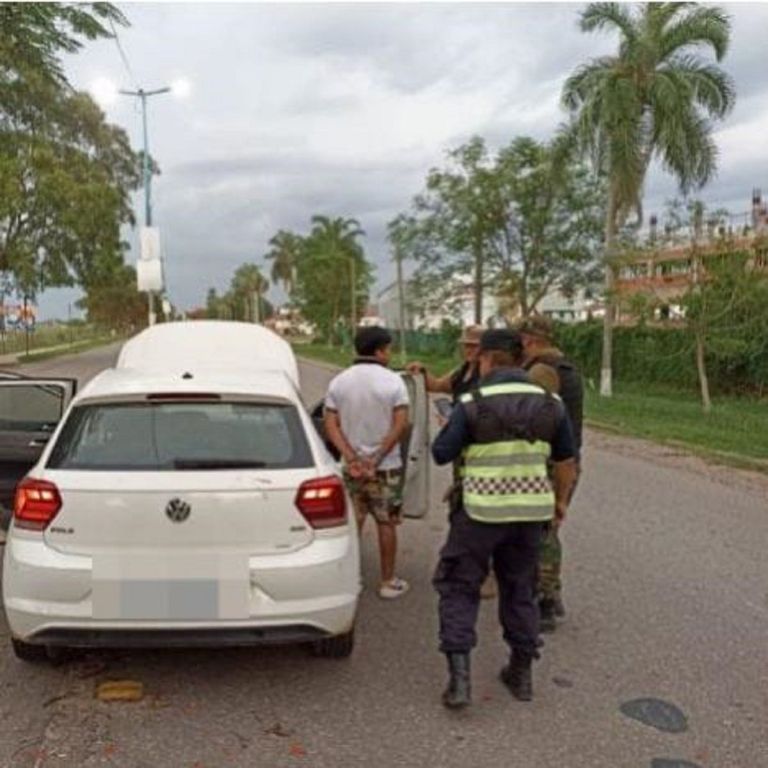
[{"x1": 0, "y1": 371, "x2": 77, "y2": 529}]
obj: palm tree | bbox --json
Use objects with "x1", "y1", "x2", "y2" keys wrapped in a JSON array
[
  {"x1": 562, "y1": 2, "x2": 734, "y2": 395},
  {"x1": 308, "y1": 216, "x2": 366, "y2": 330},
  {"x1": 265, "y1": 230, "x2": 303, "y2": 297},
  {"x1": 230, "y1": 263, "x2": 269, "y2": 322}
]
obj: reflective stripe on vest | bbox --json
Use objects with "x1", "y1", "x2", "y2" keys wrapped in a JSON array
[
  {"x1": 459, "y1": 382, "x2": 562, "y2": 403},
  {"x1": 460, "y1": 384, "x2": 555, "y2": 523}
]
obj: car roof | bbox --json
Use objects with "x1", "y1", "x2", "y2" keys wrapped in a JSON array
[
  {"x1": 116, "y1": 320, "x2": 300, "y2": 389},
  {"x1": 77, "y1": 367, "x2": 301, "y2": 404}
]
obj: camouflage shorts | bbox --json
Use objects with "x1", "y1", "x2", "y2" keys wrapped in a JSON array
[{"x1": 344, "y1": 469, "x2": 404, "y2": 525}]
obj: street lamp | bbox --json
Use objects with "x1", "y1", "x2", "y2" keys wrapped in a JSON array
[{"x1": 91, "y1": 77, "x2": 190, "y2": 325}]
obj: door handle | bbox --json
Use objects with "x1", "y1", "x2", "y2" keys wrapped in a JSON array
[{"x1": 29, "y1": 438, "x2": 49, "y2": 448}]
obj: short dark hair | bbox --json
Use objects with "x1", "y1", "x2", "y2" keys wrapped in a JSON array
[
  {"x1": 479, "y1": 329, "x2": 524, "y2": 361},
  {"x1": 355, "y1": 326, "x2": 393, "y2": 356}
]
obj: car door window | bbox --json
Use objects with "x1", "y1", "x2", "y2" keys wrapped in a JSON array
[{"x1": 0, "y1": 384, "x2": 65, "y2": 432}]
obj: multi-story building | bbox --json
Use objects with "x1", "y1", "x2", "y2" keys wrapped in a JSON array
[{"x1": 615, "y1": 191, "x2": 768, "y2": 321}]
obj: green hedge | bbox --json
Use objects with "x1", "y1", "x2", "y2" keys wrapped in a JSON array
[{"x1": 555, "y1": 322, "x2": 767, "y2": 397}]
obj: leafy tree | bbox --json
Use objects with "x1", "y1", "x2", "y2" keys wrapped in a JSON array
[
  {"x1": 293, "y1": 216, "x2": 372, "y2": 342},
  {"x1": 78, "y1": 263, "x2": 146, "y2": 333},
  {"x1": 410, "y1": 137, "x2": 499, "y2": 324},
  {"x1": 0, "y1": 3, "x2": 127, "y2": 86},
  {"x1": 562, "y1": 2, "x2": 735, "y2": 395},
  {"x1": 682, "y1": 247, "x2": 768, "y2": 412},
  {"x1": 396, "y1": 136, "x2": 604, "y2": 324},
  {"x1": 265, "y1": 230, "x2": 303, "y2": 297},
  {"x1": 0, "y1": 3, "x2": 141, "y2": 300},
  {"x1": 205, "y1": 288, "x2": 221, "y2": 319}
]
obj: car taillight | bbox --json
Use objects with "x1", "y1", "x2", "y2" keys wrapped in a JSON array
[
  {"x1": 14, "y1": 478, "x2": 62, "y2": 531},
  {"x1": 295, "y1": 476, "x2": 347, "y2": 529}
]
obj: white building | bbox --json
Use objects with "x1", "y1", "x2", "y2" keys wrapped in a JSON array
[
  {"x1": 378, "y1": 275, "x2": 601, "y2": 329},
  {"x1": 378, "y1": 277, "x2": 503, "y2": 330}
]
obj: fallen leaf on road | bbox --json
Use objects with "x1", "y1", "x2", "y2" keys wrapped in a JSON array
[
  {"x1": 289, "y1": 744, "x2": 307, "y2": 758},
  {"x1": 266, "y1": 723, "x2": 294, "y2": 738},
  {"x1": 96, "y1": 680, "x2": 144, "y2": 702},
  {"x1": 103, "y1": 743, "x2": 118, "y2": 758}
]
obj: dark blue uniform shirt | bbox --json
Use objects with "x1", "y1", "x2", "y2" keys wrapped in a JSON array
[{"x1": 432, "y1": 367, "x2": 576, "y2": 466}]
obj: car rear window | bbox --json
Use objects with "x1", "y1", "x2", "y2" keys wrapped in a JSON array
[{"x1": 47, "y1": 401, "x2": 313, "y2": 471}]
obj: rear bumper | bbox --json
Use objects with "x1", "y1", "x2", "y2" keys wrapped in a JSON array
[
  {"x1": 3, "y1": 531, "x2": 360, "y2": 646},
  {"x1": 23, "y1": 624, "x2": 333, "y2": 649}
]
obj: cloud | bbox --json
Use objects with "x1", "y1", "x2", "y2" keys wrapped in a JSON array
[{"x1": 34, "y1": 2, "x2": 768, "y2": 320}]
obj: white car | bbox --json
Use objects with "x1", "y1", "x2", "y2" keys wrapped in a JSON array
[{"x1": 1, "y1": 322, "x2": 430, "y2": 661}]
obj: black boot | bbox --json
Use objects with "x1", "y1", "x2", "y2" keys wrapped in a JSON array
[
  {"x1": 539, "y1": 598, "x2": 557, "y2": 634},
  {"x1": 442, "y1": 652, "x2": 471, "y2": 709},
  {"x1": 553, "y1": 593, "x2": 566, "y2": 618},
  {"x1": 500, "y1": 650, "x2": 533, "y2": 701}
]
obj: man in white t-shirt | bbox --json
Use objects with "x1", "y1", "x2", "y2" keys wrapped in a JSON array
[{"x1": 324, "y1": 327, "x2": 411, "y2": 599}]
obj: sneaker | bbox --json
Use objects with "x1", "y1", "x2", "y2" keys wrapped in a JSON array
[{"x1": 378, "y1": 577, "x2": 410, "y2": 599}]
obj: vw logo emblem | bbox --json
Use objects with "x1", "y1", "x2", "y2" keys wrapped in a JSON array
[{"x1": 165, "y1": 498, "x2": 191, "y2": 523}]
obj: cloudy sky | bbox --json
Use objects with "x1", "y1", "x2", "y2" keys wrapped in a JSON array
[{"x1": 41, "y1": 1, "x2": 768, "y2": 319}]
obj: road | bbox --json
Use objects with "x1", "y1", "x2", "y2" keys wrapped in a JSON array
[{"x1": 0, "y1": 344, "x2": 766, "y2": 768}]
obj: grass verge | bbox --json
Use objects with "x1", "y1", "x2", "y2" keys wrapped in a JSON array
[
  {"x1": 17, "y1": 336, "x2": 118, "y2": 364},
  {"x1": 296, "y1": 343, "x2": 768, "y2": 472},
  {"x1": 584, "y1": 383, "x2": 768, "y2": 471}
]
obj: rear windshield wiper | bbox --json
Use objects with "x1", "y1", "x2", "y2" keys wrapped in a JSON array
[{"x1": 172, "y1": 459, "x2": 267, "y2": 470}]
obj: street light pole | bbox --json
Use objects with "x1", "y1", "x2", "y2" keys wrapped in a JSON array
[{"x1": 119, "y1": 86, "x2": 171, "y2": 327}]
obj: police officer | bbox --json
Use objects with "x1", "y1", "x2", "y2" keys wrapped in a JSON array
[{"x1": 431, "y1": 329, "x2": 577, "y2": 709}]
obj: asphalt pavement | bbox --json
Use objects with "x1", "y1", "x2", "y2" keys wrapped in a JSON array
[{"x1": 0, "y1": 344, "x2": 766, "y2": 768}]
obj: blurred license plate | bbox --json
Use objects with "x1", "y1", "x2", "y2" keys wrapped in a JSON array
[
  {"x1": 93, "y1": 555, "x2": 249, "y2": 620},
  {"x1": 119, "y1": 580, "x2": 218, "y2": 620}
]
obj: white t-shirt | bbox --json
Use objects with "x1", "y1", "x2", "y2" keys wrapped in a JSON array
[{"x1": 324, "y1": 362, "x2": 410, "y2": 471}]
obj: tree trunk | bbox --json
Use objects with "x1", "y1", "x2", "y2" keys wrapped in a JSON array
[
  {"x1": 396, "y1": 247, "x2": 407, "y2": 357},
  {"x1": 350, "y1": 256, "x2": 357, "y2": 332},
  {"x1": 695, "y1": 329, "x2": 712, "y2": 414},
  {"x1": 473, "y1": 242, "x2": 483, "y2": 325},
  {"x1": 600, "y1": 184, "x2": 618, "y2": 397}
]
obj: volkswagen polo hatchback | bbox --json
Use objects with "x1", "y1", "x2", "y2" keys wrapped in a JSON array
[{"x1": 1, "y1": 322, "x2": 430, "y2": 661}]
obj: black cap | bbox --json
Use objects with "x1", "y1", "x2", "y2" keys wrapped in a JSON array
[{"x1": 479, "y1": 328, "x2": 523, "y2": 356}]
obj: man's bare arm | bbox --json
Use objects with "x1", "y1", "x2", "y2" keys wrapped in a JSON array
[
  {"x1": 405, "y1": 363, "x2": 453, "y2": 394},
  {"x1": 372, "y1": 406, "x2": 410, "y2": 468},
  {"x1": 324, "y1": 409, "x2": 358, "y2": 464}
]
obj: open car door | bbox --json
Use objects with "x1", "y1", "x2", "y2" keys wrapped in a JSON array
[
  {"x1": 399, "y1": 372, "x2": 430, "y2": 519},
  {"x1": 0, "y1": 377, "x2": 77, "y2": 529}
]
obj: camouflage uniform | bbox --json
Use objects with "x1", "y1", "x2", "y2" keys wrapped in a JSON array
[{"x1": 524, "y1": 346, "x2": 582, "y2": 608}]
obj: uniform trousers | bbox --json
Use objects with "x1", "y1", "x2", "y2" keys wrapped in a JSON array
[{"x1": 433, "y1": 508, "x2": 544, "y2": 657}]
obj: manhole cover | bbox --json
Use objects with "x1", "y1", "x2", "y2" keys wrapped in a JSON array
[
  {"x1": 620, "y1": 698, "x2": 688, "y2": 733},
  {"x1": 651, "y1": 760, "x2": 702, "y2": 768}
]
